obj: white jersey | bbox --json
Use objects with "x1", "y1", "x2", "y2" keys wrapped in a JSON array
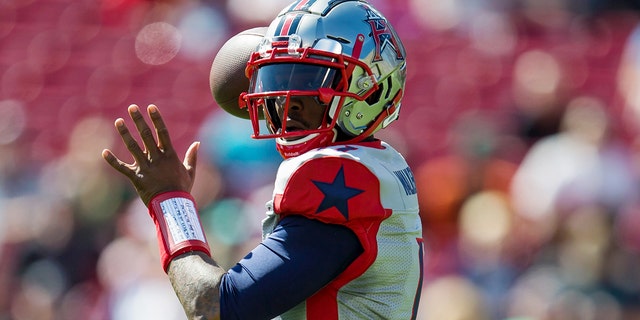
[{"x1": 262, "y1": 140, "x2": 423, "y2": 319}]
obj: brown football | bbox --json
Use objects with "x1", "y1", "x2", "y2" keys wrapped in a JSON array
[{"x1": 209, "y1": 27, "x2": 267, "y2": 119}]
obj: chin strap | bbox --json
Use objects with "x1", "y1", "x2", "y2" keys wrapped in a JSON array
[
  {"x1": 147, "y1": 191, "x2": 211, "y2": 272},
  {"x1": 276, "y1": 128, "x2": 337, "y2": 159}
]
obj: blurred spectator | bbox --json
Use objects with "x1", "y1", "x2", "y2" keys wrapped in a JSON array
[{"x1": 507, "y1": 95, "x2": 639, "y2": 318}]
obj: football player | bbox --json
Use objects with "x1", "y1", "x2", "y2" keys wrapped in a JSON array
[{"x1": 102, "y1": 0, "x2": 423, "y2": 319}]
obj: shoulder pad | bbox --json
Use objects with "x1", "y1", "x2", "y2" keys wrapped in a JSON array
[{"x1": 274, "y1": 156, "x2": 389, "y2": 225}]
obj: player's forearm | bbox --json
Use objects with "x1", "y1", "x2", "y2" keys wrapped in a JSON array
[
  {"x1": 142, "y1": 191, "x2": 223, "y2": 318},
  {"x1": 168, "y1": 251, "x2": 226, "y2": 320}
]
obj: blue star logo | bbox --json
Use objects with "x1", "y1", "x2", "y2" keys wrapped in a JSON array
[{"x1": 312, "y1": 166, "x2": 364, "y2": 220}]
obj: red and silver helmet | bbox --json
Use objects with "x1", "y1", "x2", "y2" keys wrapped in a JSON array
[{"x1": 240, "y1": 0, "x2": 407, "y2": 158}]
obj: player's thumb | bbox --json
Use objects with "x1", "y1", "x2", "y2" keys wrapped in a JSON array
[{"x1": 184, "y1": 141, "x2": 199, "y2": 181}]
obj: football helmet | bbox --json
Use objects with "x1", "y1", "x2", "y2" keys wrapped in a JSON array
[{"x1": 240, "y1": 0, "x2": 407, "y2": 158}]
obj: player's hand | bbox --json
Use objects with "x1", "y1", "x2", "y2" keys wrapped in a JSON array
[{"x1": 101, "y1": 104, "x2": 199, "y2": 205}]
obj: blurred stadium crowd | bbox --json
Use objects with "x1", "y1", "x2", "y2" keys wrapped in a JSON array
[{"x1": 2, "y1": 0, "x2": 640, "y2": 319}]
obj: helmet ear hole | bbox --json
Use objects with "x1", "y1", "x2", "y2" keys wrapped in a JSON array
[{"x1": 365, "y1": 83, "x2": 383, "y2": 105}]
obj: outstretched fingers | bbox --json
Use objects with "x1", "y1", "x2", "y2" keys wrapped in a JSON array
[
  {"x1": 128, "y1": 104, "x2": 162, "y2": 159},
  {"x1": 114, "y1": 116, "x2": 148, "y2": 166},
  {"x1": 101, "y1": 148, "x2": 136, "y2": 179},
  {"x1": 147, "y1": 104, "x2": 175, "y2": 155}
]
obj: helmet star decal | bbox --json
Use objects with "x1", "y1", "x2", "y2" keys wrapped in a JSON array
[
  {"x1": 312, "y1": 166, "x2": 364, "y2": 220},
  {"x1": 362, "y1": 6, "x2": 404, "y2": 62}
]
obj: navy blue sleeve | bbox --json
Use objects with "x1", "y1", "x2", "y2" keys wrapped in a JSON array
[{"x1": 219, "y1": 215, "x2": 363, "y2": 320}]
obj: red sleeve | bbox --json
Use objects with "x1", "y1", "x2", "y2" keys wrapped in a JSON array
[{"x1": 275, "y1": 156, "x2": 390, "y2": 223}]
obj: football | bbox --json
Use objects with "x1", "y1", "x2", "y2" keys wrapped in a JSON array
[{"x1": 210, "y1": 27, "x2": 267, "y2": 119}]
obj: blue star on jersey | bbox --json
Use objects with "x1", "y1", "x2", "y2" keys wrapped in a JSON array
[{"x1": 312, "y1": 166, "x2": 364, "y2": 220}]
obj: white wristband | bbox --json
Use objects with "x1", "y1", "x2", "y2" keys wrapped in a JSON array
[
  {"x1": 148, "y1": 191, "x2": 211, "y2": 272},
  {"x1": 159, "y1": 197, "x2": 207, "y2": 243}
]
